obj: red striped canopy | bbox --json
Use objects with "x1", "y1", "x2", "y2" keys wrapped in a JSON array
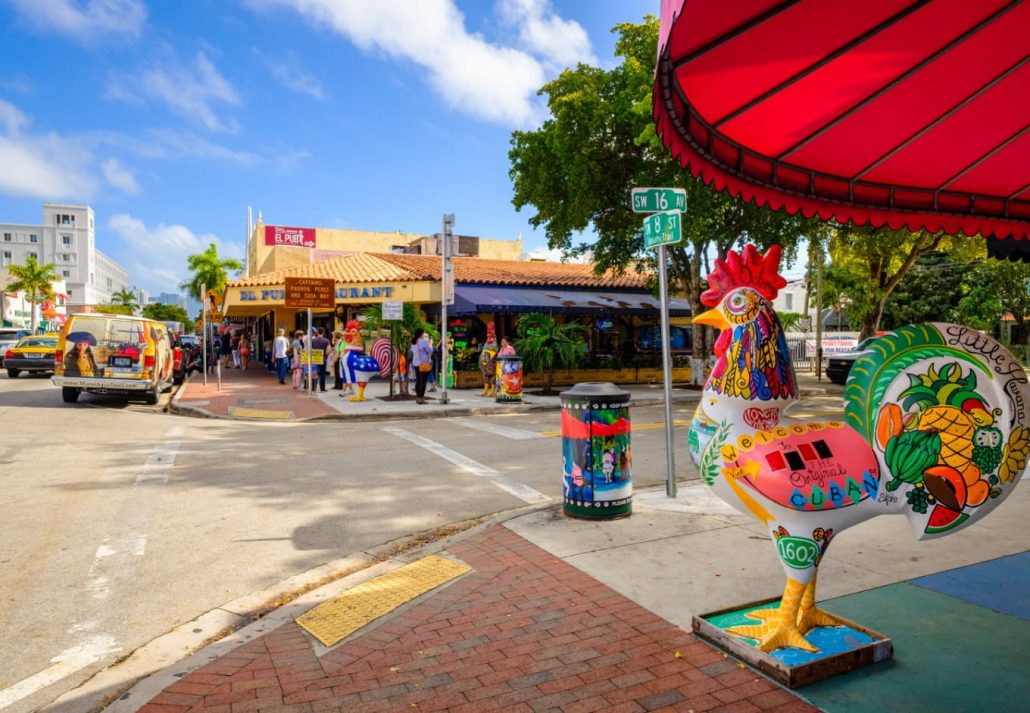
[{"x1": 653, "y1": 0, "x2": 1030, "y2": 240}]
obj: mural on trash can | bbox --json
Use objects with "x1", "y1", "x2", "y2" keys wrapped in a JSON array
[
  {"x1": 496, "y1": 358, "x2": 523, "y2": 401},
  {"x1": 562, "y1": 401, "x2": 632, "y2": 511},
  {"x1": 689, "y1": 244, "x2": 1029, "y2": 655}
]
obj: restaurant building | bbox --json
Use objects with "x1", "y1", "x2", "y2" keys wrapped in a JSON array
[{"x1": 221, "y1": 250, "x2": 693, "y2": 375}]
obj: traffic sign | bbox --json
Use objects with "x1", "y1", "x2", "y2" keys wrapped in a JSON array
[
  {"x1": 631, "y1": 187, "x2": 686, "y2": 213},
  {"x1": 643, "y1": 210, "x2": 682, "y2": 249},
  {"x1": 284, "y1": 277, "x2": 336, "y2": 309}
]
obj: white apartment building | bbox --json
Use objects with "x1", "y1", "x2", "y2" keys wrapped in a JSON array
[{"x1": 0, "y1": 203, "x2": 130, "y2": 309}]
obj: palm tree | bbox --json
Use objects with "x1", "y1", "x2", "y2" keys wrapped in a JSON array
[
  {"x1": 181, "y1": 243, "x2": 242, "y2": 301},
  {"x1": 515, "y1": 312, "x2": 587, "y2": 394},
  {"x1": 5, "y1": 255, "x2": 57, "y2": 333},
  {"x1": 110, "y1": 287, "x2": 138, "y2": 313}
]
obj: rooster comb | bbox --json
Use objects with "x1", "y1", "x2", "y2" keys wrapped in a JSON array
[
  {"x1": 700, "y1": 244, "x2": 787, "y2": 307},
  {"x1": 345, "y1": 319, "x2": 361, "y2": 331}
]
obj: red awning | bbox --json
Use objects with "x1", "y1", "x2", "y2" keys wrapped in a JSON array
[{"x1": 653, "y1": 0, "x2": 1030, "y2": 240}]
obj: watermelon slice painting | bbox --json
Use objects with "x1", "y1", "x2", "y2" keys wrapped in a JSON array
[{"x1": 924, "y1": 505, "x2": 969, "y2": 535}]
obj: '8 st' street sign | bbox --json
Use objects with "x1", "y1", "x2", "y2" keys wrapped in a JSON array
[
  {"x1": 631, "y1": 187, "x2": 686, "y2": 213},
  {"x1": 643, "y1": 210, "x2": 682, "y2": 249}
]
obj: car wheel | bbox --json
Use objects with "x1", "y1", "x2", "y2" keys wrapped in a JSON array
[
  {"x1": 144, "y1": 385, "x2": 159, "y2": 405},
  {"x1": 7, "y1": 369, "x2": 18, "y2": 378},
  {"x1": 62, "y1": 387, "x2": 80, "y2": 403}
]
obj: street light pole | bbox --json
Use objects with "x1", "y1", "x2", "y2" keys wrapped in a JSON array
[{"x1": 440, "y1": 213, "x2": 454, "y2": 406}]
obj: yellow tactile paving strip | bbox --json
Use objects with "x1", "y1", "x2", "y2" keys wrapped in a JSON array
[
  {"x1": 296, "y1": 555, "x2": 472, "y2": 647},
  {"x1": 226, "y1": 406, "x2": 293, "y2": 419}
]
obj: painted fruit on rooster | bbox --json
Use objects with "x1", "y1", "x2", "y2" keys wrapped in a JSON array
[{"x1": 689, "y1": 245, "x2": 1028, "y2": 655}]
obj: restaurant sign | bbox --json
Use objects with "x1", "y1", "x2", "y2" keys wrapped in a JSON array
[
  {"x1": 285, "y1": 277, "x2": 336, "y2": 309},
  {"x1": 237, "y1": 285, "x2": 396, "y2": 303},
  {"x1": 265, "y1": 225, "x2": 316, "y2": 249}
]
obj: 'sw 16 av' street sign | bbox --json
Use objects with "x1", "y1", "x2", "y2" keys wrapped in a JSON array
[
  {"x1": 631, "y1": 187, "x2": 686, "y2": 213},
  {"x1": 643, "y1": 210, "x2": 682, "y2": 249}
]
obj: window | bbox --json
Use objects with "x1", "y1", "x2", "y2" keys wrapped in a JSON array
[
  {"x1": 62, "y1": 235, "x2": 72, "y2": 245},
  {"x1": 106, "y1": 277, "x2": 113, "y2": 289},
  {"x1": 2, "y1": 250, "x2": 10, "y2": 265},
  {"x1": 29, "y1": 234, "x2": 38, "y2": 243},
  {"x1": 56, "y1": 213, "x2": 76, "y2": 226},
  {"x1": 62, "y1": 270, "x2": 71, "y2": 277},
  {"x1": 62, "y1": 253, "x2": 72, "y2": 261},
  {"x1": 785, "y1": 294, "x2": 794, "y2": 311},
  {"x1": 3, "y1": 233, "x2": 10, "y2": 241},
  {"x1": 29, "y1": 252, "x2": 38, "y2": 261}
]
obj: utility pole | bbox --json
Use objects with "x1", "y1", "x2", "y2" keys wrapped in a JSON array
[
  {"x1": 440, "y1": 214, "x2": 454, "y2": 405},
  {"x1": 815, "y1": 244, "x2": 824, "y2": 381}
]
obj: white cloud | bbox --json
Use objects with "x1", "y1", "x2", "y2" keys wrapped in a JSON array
[
  {"x1": 524, "y1": 246, "x2": 591, "y2": 263},
  {"x1": 107, "y1": 214, "x2": 245, "y2": 294},
  {"x1": 100, "y1": 157, "x2": 140, "y2": 194},
  {"x1": 0, "y1": 99, "x2": 97, "y2": 200},
  {"x1": 91, "y1": 128, "x2": 260, "y2": 166},
  {"x1": 254, "y1": 49, "x2": 325, "y2": 99},
  {"x1": 245, "y1": 0, "x2": 594, "y2": 127},
  {"x1": 107, "y1": 51, "x2": 241, "y2": 132},
  {"x1": 499, "y1": 0, "x2": 597, "y2": 70},
  {"x1": 5, "y1": 0, "x2": 146, "y2": 43}
]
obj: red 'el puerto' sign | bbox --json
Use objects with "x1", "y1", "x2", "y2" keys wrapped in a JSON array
[{"x1": 265, "y1": 225, "x2": 316, "y2": 249}]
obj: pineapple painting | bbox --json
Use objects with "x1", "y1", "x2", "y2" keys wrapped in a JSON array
[{"x1": 875, "y1": 362, "x2": 998, "y2": 511}]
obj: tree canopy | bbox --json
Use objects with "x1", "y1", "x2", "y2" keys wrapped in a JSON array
[
  {"x1": 142, "y1": 302, "x2": 191, "y2": 325},
  {"x1": 181, "y1": 243, "x2": 242, "y2": 301},
  {"x1": 508, "y1": 15, "x2": 819, "y2": 355},
  {"x1": 5, "y1": 254, "x2": 57, "y2": 333},
  {"x1": 110, "y1": 287, "x2": 138, "y2": 313}
]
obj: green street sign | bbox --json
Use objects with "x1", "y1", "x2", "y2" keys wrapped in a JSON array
[
  {"x1": 631, "y1": 187, "x2": 687, "y2": 213},
  {"x1": 643, "y1": 210, "x2": 682, "y2": 249}
]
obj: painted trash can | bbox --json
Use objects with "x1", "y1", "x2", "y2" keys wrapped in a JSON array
[
  {"x1": 561, "y1": 382, "x2": 632, "y2": 519},
  {"x1": 495, "y1": 355, "x2": 523, "y2": 403}
]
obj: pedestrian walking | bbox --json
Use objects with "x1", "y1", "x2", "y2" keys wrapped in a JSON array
[
  {"x1": 238, "y1": 334, "x2": 250, "y2": 370},
  {"x1": 427, "y1": 336, "x2": 438, "y2": 392},
  {"x1": 412, "y1": 328, "x2": 434, "y2": 404},
  {"x1": 291, "y1": 330, "x2": 304, "y2": 390},
  {"x1": 311, "y1": 327, "x2": 330, "y2": 392},
  {"x1": 220, "y1": 330, "x2": 232, "y2": 368},
  {"x1": 330, "y1": 330, "x2": 345, "y2": 390},
  {"x1": 231, "y1": 332, "x2": 241, "y2": 368},
  {"x1": 273, "y1": 328, "x2": 290, "y2": 384}
]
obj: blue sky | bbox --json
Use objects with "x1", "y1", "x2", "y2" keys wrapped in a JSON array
[{"x1": 0, "y1": 0, "x2": 657, "y2": 295}]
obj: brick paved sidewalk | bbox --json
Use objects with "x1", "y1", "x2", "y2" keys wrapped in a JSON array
[
  {"x1": 138, "y1": 526, "x2": 815, "y2": 713},
  {"x1": 174, "y1": 366, "x2": 338, "y2": 420}
]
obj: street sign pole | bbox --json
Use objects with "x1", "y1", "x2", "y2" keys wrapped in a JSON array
[
  {"x1": 637, "y1": 192, "x2": 686, "y2": 500},
  {"x1": 440, "y1": 213, "x2": 454, "y2": 405},
  {"x1": 307, "y1": 307, "x2": 313, "y2": 395},
  {"x1": 657, "y1": 245, "x2": 677, "y2": 499},
  {"x1": 201, "y1": 282, "x2": 208, "y2": 386}
]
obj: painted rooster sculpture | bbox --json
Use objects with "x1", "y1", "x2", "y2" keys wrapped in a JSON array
[{"x1": 689, "y1": 245, "x2": 1029, "y2": 653}]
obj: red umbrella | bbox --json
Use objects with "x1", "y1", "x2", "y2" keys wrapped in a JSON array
[{"x1": 654, "y1": 0, "x2": 1030, "y2": 241}]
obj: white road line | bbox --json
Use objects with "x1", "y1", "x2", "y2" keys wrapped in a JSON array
[
  {"x1": 0, "y1": 427, "x2": 183, "y2": 710},
  {"x1": 446, "y1": 417, "x2": 543, "y2": 440},
  {"x1": 383, "y1": 426, "x2": 550, "y2": 504}
]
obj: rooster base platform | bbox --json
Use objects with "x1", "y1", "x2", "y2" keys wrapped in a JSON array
[{"x1": 689, "y1": 245, "x2": 1028, "y2": 655}]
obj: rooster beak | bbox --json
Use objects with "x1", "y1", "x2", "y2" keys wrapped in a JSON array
[{"x1": 693, "y1": 308, "x2": 730, "y2": 331}]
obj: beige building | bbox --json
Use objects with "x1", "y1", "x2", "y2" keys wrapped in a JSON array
[{"x1": 246, "y1": 216, "x2": 522, "y2": 278}]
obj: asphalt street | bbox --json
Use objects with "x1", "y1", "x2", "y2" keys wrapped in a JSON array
[{"x1": 0, "y1": 372, "x2": 847, "y2": 712}]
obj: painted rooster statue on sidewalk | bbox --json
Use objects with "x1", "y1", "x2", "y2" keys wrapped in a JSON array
[{"x1": 688, "y1": 244, "x2": 1029, "y2": 653}]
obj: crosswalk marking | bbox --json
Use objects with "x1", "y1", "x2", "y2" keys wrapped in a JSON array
[{"x1": 447, "y1": 417, "x2": 543, "y2": 440}]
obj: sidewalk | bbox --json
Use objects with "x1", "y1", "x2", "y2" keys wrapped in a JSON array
[
  {"x1": 90, "y1": 481, "x2": 1028, "y2": 713},
  {"x1": 169, "y1": 364, "x2": 840, "y2": 422}
]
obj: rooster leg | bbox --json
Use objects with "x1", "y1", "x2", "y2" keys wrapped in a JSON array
[
  {"x1": 349, "y1": 382, "x2": 367, "y2": 402},
  {"x1": 796, "y1": 572, "x2": 838, "y2": 634},
  {"x1": 727, "y1": 577, "x2": 819, "y2": 653}
]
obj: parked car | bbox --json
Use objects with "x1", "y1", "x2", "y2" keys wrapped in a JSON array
[
  {"x1": 5, "y1": 333, "x2": 59, "y2": 377},
  {"x1": 53, "y1": 314, "x2": 175, "y2": 404},
  {"x1": 826, "y1": 337, "x2": 879, "y2": 385},
  {"x1": 0, "y1": 328, "x2": 30, "y2": 367}
]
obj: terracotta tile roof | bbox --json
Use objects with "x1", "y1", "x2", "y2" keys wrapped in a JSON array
[{"x1": 228, "y1": 252, "x2": 648, "y2": 290}]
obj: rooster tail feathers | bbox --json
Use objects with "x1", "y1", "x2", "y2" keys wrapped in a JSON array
[{"x1": 845, "y1": 323, "x2": 1029, "y2": 541}]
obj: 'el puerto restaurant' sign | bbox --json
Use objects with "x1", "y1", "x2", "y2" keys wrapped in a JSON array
[
  {"x1": 238, "y1": 285, "x2": 395, "y2": 303},
  {"x1": 265, "y1": 225, "x2": 316, "y2": 249}
]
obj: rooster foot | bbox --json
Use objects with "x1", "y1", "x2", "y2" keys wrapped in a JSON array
[
  {"x1": 348, "y1": 395, "x2": 365, "y2": 402},
  {"x1": 737, "y1": 607, "x2": 779, "y2": 625},
  {"x1": 727, "y1": 621, "x2": 819, "y2": 653},
  {"x1": 796, "y1": 606, "x2": 838, "y2": 634}
]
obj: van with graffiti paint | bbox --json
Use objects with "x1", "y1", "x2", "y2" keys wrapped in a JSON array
[{"x1": 52, "y1": 314, "x2": 175, "y2": 404}]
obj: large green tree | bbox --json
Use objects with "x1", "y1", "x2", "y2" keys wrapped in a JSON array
[
  {"x1": 880, "y1": 251, "x2": 966, "y2": 329},
  {"x1": 508, "y1": 16, "x2": 817, "y2": 356},
  {"x1": 956, "y1": 259, "x2": 1030, "y2": 347},
  {"x1": 5, "y1": 254, "x2": 57, "y2": 333},
  {"x1": 181, "y1": 243, "x2": 242, "y2": 301},
  {"x1": 142, "y1": 302, "x2": 191, "y2": 325}
]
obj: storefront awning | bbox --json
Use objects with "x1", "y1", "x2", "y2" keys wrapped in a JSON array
[
  {"x1": 452, "y1": 285, "x2": 693, "y2": 316},
  {"x1": 654, "y1": 0, "x2": 1030, "y2": 240}
]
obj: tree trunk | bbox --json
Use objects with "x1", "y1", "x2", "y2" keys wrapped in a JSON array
[{"x1": 29, "y1": 296, "x2": 37, "y2": 334}]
